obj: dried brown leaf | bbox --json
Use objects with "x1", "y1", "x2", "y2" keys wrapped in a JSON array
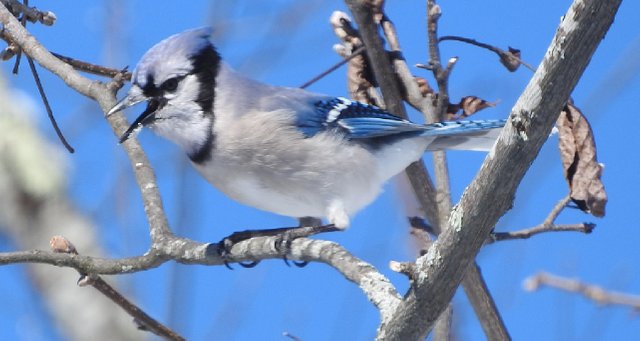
[
  {"x1": 557, "y1": 101, "x2": 607, "y2": 217},
  {"x1": 331, "y1": 11, "x2": 381, "y2": 106},
  {"x1": 446, "y1": 96, "x2": 497, "y2": 120},
  {"x1": 499, "y1": 47, "x2": 521, "y2": 72},
  {"x1": 347, "y1": 55, "x2": 381, "y2": 106}
]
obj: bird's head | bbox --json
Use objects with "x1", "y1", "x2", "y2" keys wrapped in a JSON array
[{"x1": 108, "y1": 27, "x2": 220, "y2": 161}]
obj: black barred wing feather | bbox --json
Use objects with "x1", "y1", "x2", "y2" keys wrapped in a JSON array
[{"x1": 297, "y1": 97, "x2": 506, "y2": 148}]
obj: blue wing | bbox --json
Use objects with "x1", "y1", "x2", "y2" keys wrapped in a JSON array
[
  {"x1": 297, "y1": 97, "x2": 425, "y2": 139},
  {"x1": 298, "y1": 97, "x2": 506, "y2": 141}
]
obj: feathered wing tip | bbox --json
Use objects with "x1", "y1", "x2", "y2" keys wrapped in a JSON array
[{"x1": 423, "y1": 119, "x2": 507, "y2": 152}]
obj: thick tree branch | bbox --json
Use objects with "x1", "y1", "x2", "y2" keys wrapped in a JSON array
[
  {"x1": 0, "y1": 235, "x2": 401, "y2": 320},
  {"x1": 343, "y1": 1, "x2": 509, "y2": 338},
  {"x1": 377, "y1": 1, "x2": 621, "y2": 339}
]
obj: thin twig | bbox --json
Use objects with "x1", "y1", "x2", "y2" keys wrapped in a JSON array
[
  {"x1": 524, "y1": 272, "x2": 640, "y2": 312},
  {"x1": 2, "y1": 8, "x2": 74, "y2": 153},
  {"x1": 426, "y1": 1, "x2": 447, "y2": 120},
  {"x1": 491, "y1": 223, "x2": 595, "y2": 242},
  {"x1": 51, "y1": 51, "x2": 132, "y2": 80},
  {"x1": 50, "y1": 236, "x2": 185, "y2": 341},
  {"x1": 282, "y1": 331, "x2": 303, "y2": 341},
  {"x1": 489, "y1": 195, "x2": 595, "y2": 243},
  {"x1": 389, "y1": 261, "x2": 417, "y2": 280},
  {"x1": 0, "y1": 0, "x2": 56, "y2": 26},
  {"x1": 87, "y1": 276, "x2": 185, "y2": 341},
  {"x1": 299, "y1": 46, "x2": 364, "y2": 89},
  {"x1": 425, "y1": 4, "x2": 457, "y2": 340},
  {"x1": 10, "y1": 0, "x2": 27, "y2": 74},
  {"x1": 439, "y1": 35, "x2": 536, "y2": 72},
  {"x1": 1, "y1": 32, "x2": 131, "y2": 80},
  {"x1": 26, "y1": 55, "x2": 74, "y2": 152},
  {"x1": 424, "y1": 2, "x2": 509, "y2": 340}
]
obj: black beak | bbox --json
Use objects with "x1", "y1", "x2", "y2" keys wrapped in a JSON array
[{"x1": 118, "y1": 98, "x2": 161, "y2": 143}]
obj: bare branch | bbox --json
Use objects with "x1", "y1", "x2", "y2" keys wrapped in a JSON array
[
  {"x1": 0, "y1": 0, "x2": 56, "y2": 26},
  {"x1": 491, "y1": 223, "x2": 594, "y2": 242},
  {"x1": 426, "y1": 0, "x2": 448, "y2": 120},
  {"x1": 89, "y1": 276, "x2": 185, "y2": 341},
  {"x1": 50, "y1": 236, "x2": 185, "y2": 341},
  {"x1": 524, "y1": 272, "x2": 640, "y2": 312},
  {"x1": 378, "y1": 0, "x2": 621, "y2": 339},
  {"x1": 0, "y1": 234, "x2": 402, "y2": 321},
  {"x1": 51, "y1": 51, "x2": 132, "y2": 79},
  {"x1": 282, "y1": 331, "x2": 303, "y2": 341},
  {"x1": 0, "y1": 4, "x2": 74, "y2": 153},
  {"x1": 299, "y1": 46, "x2": 364, "y2": 89},
  {"x1": 1, "y1": 31, "x2": 131, "y2": 78},
  {"x1": 489, "y1": 195, "x2": 595, "y2": 242},
  {"x1": 342, "y1": 2, "x2": 510, "y2": 339},
  {"x1": 423, "y1": 3, "x2": 509, "y2": 340},
  {"x1": 461, "y1": 264, "x2": 510, "y2": 341},
  {"x1": 389, "y1": 261, "x2": 417, "y2": 279},
  {"x1": 439, "y1": 35, "x2": 536, "y2": 72},
  {"x1": 1, "y1": 4, "x2": 176, "y2": 246},
  {"x1": 25, "y1": 55, "x2": 75, "y2": 152},
  {"x1": 0, "y1": 3, "x2": 403, "y2": 327}
]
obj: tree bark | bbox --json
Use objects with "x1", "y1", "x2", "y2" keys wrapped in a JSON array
[{"x1": 376, "y1": 0, "x2": 621, "y2": 339}]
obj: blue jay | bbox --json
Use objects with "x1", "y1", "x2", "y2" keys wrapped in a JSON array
[{"x1": 108, "y1": 27, "x2": 505, "y2": 243}]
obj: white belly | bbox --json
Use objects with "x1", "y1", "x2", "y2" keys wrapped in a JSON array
[{"x1": 193, "y1": 131, "x2": 385, "y2": 227}]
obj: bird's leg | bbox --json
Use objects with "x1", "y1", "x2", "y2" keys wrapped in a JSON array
[
  {"x1": 214, "y1": 220, "x2": 340, "y2": 269},
  {"x1": 282, "y1": 217, "x2": 325, "y2": 267}
]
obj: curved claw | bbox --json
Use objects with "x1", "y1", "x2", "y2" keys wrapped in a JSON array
[
  {"x1": 292, "y1": 260, "x2": 308, "y2": 268},
  {"x1": 211, "y1": 240, "x2": 239, "y2": 270},
  {"x1": 282, "y1": 255, "x2": 308, "y2": 268},
  {"x1": 238, "y1": 260, "x2": 260, "y2": 268}
]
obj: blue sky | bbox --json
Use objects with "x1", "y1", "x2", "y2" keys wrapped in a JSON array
[{"x1": 1, "y1": 1, "x2": 639, "y2": 340}]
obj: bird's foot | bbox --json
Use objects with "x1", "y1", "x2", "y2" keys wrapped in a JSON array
[
  {"x1": 274, "y1": 224, "x2": 341, "y2": 267},
  {"x1": 214, "y1": 224, "x2": 340, "y2": 269}
]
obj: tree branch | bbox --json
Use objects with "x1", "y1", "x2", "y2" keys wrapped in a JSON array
[
  {"x1": 50, "y1": 236, "x2": 185, "y2": 341},
  {"x1": 439, "y1": 35, "x2": 536, "y2": 72},
  {"x1": 489, "y1": 195, "x2": 595, "y2": 242},
  {"x1": 0, "y1": 234, "x2": 401, "y2": 320},
  {"x1": 377, "y1": 0, "x2": 621, "y2": 339},
  {"x1": 0, "y1": 0, "x2": 56, "y2": 26},
  {"x1": 524, "y1": 272, "x2": 640, "y2": 312},
  {"x1": 0, "y1": 2, "x2": 172, "y2": 245},
  {"x1": 343, "y1": 1, "x2": 509, "y2": 339},
  {"x1": 492, "y1": 223, "x2": 594, "y2": 242},
  {"x1": 0, "y1": 1, "x2": 402, "y2": 327}
]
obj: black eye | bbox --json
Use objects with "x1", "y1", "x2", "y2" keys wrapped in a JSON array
[{"x1": 161, "y1": 77, "x2": 180, "y2": 92}]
